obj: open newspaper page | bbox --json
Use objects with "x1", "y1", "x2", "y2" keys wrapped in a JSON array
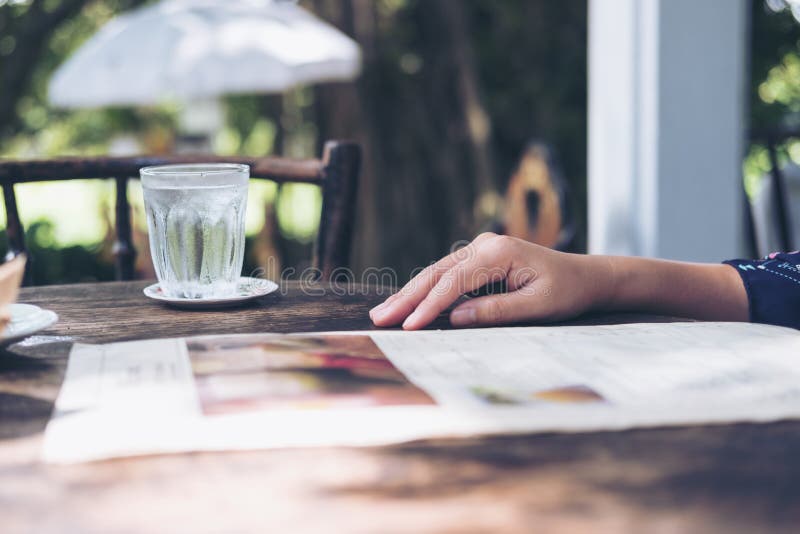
[{"x1": 44, "y1": 322, "x2": 800, "y2": 463}]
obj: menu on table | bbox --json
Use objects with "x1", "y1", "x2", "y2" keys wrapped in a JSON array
[{"x1": 43, "y1": 322, "x2": 800, "y2": 463}]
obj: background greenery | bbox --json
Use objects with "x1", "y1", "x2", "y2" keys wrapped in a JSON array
[{"x1": 1, "y1": 0, "x2": 799, "y2": 284}]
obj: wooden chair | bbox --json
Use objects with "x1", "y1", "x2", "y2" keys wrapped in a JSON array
[{"x1": 0, "y1": 140, "x2": 360, "y2": 285}]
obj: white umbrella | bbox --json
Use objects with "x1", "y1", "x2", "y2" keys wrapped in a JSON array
[{"x1": 48, "y1": 0, "x2": 361, "y2": 108}]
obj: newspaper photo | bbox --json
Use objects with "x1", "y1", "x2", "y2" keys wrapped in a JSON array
[{"x1": 43, "y1": 322, "x2": 800, "y2": 463}]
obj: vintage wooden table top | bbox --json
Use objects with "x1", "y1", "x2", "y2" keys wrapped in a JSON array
[{"x1": 1, "y1": 281, "x2": 800, "y2": 533}]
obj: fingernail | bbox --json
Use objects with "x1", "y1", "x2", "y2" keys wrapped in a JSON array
[
  {"x1": 450, "y1": 307, "x2": 476, "y2": 327},
  {"x1": 402, "y1": 310, "x2": 421, "y2": 330},
  {"x1": 370, "y1": 301, "x2": 389, "y2": 316},
  {"x1": 372, "y1": 309, "x2": 392, "y2": 324}
]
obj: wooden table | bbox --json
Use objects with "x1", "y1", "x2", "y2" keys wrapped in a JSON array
[{"x1": 2, "y1": 281, "x2": 800, "y2": 533}]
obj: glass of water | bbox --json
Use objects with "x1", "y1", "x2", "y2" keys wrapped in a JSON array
[{"x1": 140, "y1": 163, "x2": 249, "y2": 299}]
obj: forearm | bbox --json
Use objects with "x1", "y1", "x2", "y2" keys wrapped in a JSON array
[
  {"x1": 589, "y1": 256, "x2": 749, "y2": 321},
  {"x1": 370, "y1": 234, "x2": 758, "y2": 330}
]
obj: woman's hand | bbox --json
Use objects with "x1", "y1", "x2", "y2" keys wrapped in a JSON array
[
  {"x1": 369, "y1": 232, "x2": 749, "y2": 330},
  {"x1": 369, "y1": 233, "x2": 612, "y2": 330}
]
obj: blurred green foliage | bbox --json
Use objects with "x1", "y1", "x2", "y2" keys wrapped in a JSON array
[
  {"x1": 1, "y1": 0, "x2": 161, "y2": 151},
  {"x1": 745, "y1": 2, "x2": 800, "y2": 197},
  {"x1": 751, "y1": 0, "x2": 800, "y2": 130}
]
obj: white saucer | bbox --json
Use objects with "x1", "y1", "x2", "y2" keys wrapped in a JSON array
[
  {"x1": 143, "y1": 277, "x2": 279, "y2": 309},
  {"x1": 1, "y1": 303, "x2": 59, "y2": 346}
]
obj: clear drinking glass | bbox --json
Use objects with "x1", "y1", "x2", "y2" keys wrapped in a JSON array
[{"x1": 140, "y1": 163, "x2": 249, "y2": 299}]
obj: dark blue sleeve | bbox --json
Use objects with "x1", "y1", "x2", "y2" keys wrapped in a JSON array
[{"x1": 723, "y1": 251, "x2": 800, "y2": 329}]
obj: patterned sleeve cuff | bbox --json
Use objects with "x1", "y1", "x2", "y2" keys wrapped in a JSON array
[{"x1": 722, "y1": 251, "x2": 800, "y2": 329}]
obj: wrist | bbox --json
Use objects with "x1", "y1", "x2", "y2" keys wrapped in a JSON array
[
  {"x1": 581, "y1": 254, "x2": 621, "y2": 312},
  {"x1": 588, "y1": 255, "x2": 654, "y2": 313}
]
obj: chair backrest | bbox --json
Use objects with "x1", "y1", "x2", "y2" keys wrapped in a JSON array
[{"x1": 0, "y1": 140, "x2": 360, "y2": 285}]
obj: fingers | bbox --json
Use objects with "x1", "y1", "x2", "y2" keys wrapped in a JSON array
[
  {"x1": 368, "y1": 291, "x2": 406, "y2": 324},
  {"x1": 401, "y1": 240, "x2": 514, "y2": 330},
  {"x1": 370, "y1": 232, "x2": 497, "y2": 327},
  {"x1": 449, "y1": 287, "x2": 545, "y2": 328}
]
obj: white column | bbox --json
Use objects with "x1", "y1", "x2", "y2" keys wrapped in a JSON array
[{"x1": 588, "y1": 0, "x2": 748, "y2": 261}]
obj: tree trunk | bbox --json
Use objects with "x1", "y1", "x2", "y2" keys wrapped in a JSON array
[{"x1": 311, "y1": 0, "x2": 499, "y2": 279}]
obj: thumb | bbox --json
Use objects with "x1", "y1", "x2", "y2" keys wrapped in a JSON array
[{"x1": 449, "y1": 287, "x2": 549, "y2": 327}]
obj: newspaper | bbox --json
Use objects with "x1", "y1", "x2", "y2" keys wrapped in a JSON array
[{"x1": 43, "y1": 322, "x2": 800, "y2": 463}]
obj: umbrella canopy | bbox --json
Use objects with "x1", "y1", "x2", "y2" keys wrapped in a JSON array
[{"x1": 49, "y1": 0, "x2": 361, "y2": 108}]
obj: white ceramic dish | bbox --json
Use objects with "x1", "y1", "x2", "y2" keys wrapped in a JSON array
[
  {"x1": 143, "y1": 277, "x2": 279, "y2": 309},
  {"x1": 1, "y1": 303, "x2": 59, "y2": 346}
]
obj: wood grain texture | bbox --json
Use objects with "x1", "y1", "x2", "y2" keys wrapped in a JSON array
[{"x1": 1, "y1": 281, "x2": 799, "y2": 534}]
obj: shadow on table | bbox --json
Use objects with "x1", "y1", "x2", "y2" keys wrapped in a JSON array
[
  {"x1": 0, "y1": 351, "x2": 64, "y2": 440},
  {"x1": 0, "y1": 392, "x2": 52, "y2": 439},
  {"x1": 333, "y1": 423, "x2": 800, "y2": 526},
  {"x1": 0, "y1": 350, "x2": 56, "y2": 371}
]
